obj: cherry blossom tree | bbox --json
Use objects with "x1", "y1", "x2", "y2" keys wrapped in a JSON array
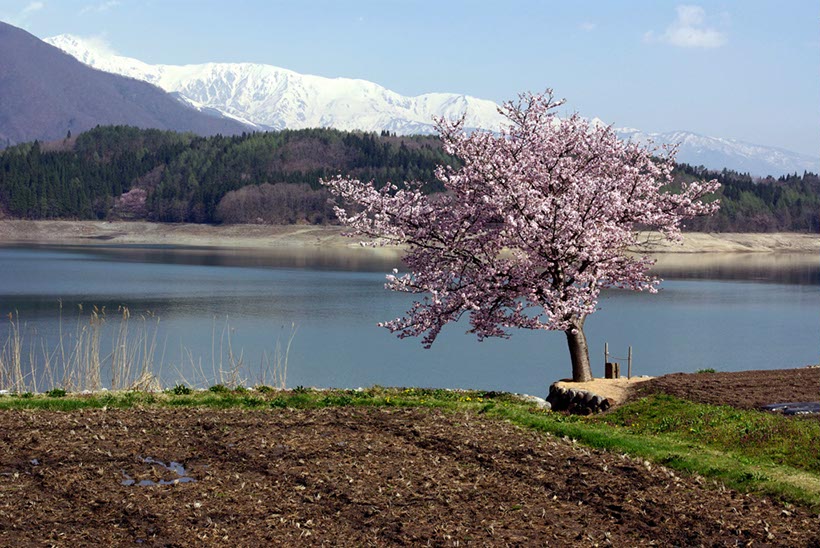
[{"x1": 324, "y1": 91, "x2": 719, "y2": 382}]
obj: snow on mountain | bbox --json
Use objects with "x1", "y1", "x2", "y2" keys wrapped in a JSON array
[
  {"x1": 46, "y1": 34, "x2": 818, "y2": 176},
  {"x1": 615, "y1": 128, "x2": 819, "y2": 177},
  {"x1": 45, "y1": 34, "x2": 506, "y2": 135}
]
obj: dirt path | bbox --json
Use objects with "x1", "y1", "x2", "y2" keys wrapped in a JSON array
[{"x1": 0, "y1": 405, "x2": 817, "y2": 546}]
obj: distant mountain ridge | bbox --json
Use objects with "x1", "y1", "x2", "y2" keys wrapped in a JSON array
[
  {"x1": 44, "y1": 33, "x2": 820, "y2": 177},
  {"x1": 45, "y1": 34, "x2": 506, "y2": 136},
  {"x1": 0, "y1": 23, "x2": 249, "y2": 148},
  {"x1": 614, "y1": 128, "x2": 818, "y2": 179}
]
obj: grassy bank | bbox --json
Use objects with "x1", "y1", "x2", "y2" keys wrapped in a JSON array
[
  {"x1": 493, "y1": 395, "x2": 820, "y2": 509},
  {"x1": 2, "y1": 386, "x2": 819, "y2": 510}
]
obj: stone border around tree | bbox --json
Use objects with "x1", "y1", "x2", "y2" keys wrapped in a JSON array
[{"x1": 546, "y1": 383, "x2": 612, "y2": 415}]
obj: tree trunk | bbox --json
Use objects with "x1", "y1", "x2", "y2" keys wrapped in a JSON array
[{"x1": 564, "y1": 316, "x2": 593, "y2": 382}]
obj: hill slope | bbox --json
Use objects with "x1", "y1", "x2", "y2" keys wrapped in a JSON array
[{"x1": 0, "y1": 22, "x2": 249, "y2": 147}]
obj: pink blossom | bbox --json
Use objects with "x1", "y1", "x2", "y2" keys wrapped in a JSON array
[{"x1": 323, "y1": 90, "x2": 720, "y2": 382}]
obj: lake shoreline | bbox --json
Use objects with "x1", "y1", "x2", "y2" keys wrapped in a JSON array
[{"x1": 0, "y1": 219, "x2": 817, "y2": 254}]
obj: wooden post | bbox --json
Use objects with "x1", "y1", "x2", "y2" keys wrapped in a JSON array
[
  {"x1": 605, "y1": 362, "x2": 620, "y2": 379},
  {"x1": 628, "y1": 346, "x2": 632, "y2": 380},
  {"x1": 604, "y1": 342, "x2": 609, "y2": 377}
]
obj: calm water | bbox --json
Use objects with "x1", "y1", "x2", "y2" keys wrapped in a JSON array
[{"x1": 0, "y1": 244, "x2": 818, "y2": 395}]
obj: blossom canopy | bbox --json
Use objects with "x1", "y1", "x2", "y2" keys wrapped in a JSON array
[{"x1": 324, "y1": 90, "x2": 719, "y2": 380}]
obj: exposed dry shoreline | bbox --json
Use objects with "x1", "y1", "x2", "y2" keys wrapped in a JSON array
[
  {"x1": 0, "y1": 220, "x2": 355, "y2": 249},
  {"x1": 0, "y1": 220, "x2": 817, "y2": 254},
  {"x1": 643, "y1": 231, "x2": 819, "y2": 254}
]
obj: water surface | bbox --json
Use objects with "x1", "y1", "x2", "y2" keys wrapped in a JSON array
[{"x1": 0, "y1": 244, "x2": 817, "y2": 395}]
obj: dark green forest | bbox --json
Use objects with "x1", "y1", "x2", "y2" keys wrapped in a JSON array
[
  {"x1": 0, "y1": 126, "x2": 453, "y2": 224},
  {"x1": 675, "y1": 164, "x2": 819, "y2": 232},
  {"x1": 0, "y1": 125, "x2": 817, "y2": 232}
]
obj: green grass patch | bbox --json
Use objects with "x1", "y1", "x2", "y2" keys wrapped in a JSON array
[
  {"x1": 0, "y1": 390, "x2": 157, "y2": 411},
  {"x1": 0, "y1": 386, "x2": 515, "y2": 412},
  {"x1": 486, "y1": 395, "x2": 820, "y2": 509},
  {"x1": 598, "y1": 394, "x2": 820, "y2": 474}
]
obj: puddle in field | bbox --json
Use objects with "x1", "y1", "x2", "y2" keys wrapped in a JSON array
[
  {"x1": 761, "y1": 402, "x2": 820, "y2": 416},
  {"x1": 121, "y1": 456, "x2": 197, "y2": 486}
]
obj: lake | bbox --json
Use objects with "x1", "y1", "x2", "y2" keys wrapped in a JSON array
[{"x1": 0, "y1": 244, "x2": 817, "y2": 396}]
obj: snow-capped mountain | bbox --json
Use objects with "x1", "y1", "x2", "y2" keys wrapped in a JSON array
[
  {"x1": 615, "y1": 128, "x2": 818, "y2": 178},
  {"x1": 45, "y1": 34, "x2": 819, "y2": 176},
  {"x1": 45, "y1": 34, "x2": 506, "y2": 135}
]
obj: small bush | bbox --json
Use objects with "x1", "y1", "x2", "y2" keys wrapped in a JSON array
[
  {"x1": 696, "y1": 368, "x2": 717, "y2": 374},
  {"x1": 255, "y1": 385, "x2": 275, "y2": 394},
  {"x1": 321, "y1": 395, "x2": 353, "y2": 407},
  {"x1": 478, "y1": 402, "x2": 497, "y2": 414},
  {"x1": 45, "y1": 388, "x2": 67, "y2": 398},
  {"x1": 287, "y1": 393, "x2": 314, "y2": 408},
  {"x1": 169, "y1": 384, "x2": 192, "y2": 395},
  {"x1": 209, "y1": 384, "x2": 230, "y2": 394}
]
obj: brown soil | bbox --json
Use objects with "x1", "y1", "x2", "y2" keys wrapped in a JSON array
[
  {"x1": 0, "y1": 406, "x2": 818, "y2": 546},
  {"x1": 633, "y1": 367, "x2": 820, "y2": 409}
]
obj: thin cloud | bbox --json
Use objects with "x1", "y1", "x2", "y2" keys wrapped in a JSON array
[
  {"x1": 80, "y1": 1, "x2": 121, "y2": 15},
  {"x1": 23, "y1": 1, "x2": 44, "y2": 14},
  {"x1": 579, "y1": 21, "x2": 596, "y2": 32},
  {"x1": 646, "y1": 5, "x2": 727, "y2": 49},
  {"x1": 6, "y1": 1, "x2": 45, "y2": 26}
]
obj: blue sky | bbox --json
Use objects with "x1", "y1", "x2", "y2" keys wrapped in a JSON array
[{"x1": 2, "y1": 0, "x2": 818, "y2": 156}]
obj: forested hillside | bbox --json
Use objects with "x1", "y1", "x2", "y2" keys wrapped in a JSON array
[
  {"x1": 676, "y1": 164, "x2": 820, "y2": 232},
  {"x1": 0, "y1": 125, "x2": 817, "y2": 232},
  {"x1": 0, "y1": 126, "x2": 452, "y2": 224}
]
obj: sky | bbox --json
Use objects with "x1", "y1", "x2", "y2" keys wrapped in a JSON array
[{"x1": 2, "y1": 0, "x2": 818, "y2": 156}]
